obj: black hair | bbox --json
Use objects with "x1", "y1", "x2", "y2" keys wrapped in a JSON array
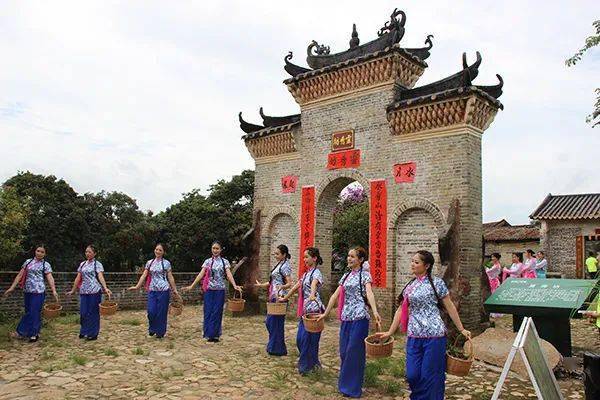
[
  {"x1": 526, "y1": 249, "x2": 535, "y2": 256},
  {"x1": 212, "y1": 240, "x2": 223, "y2": 249},
  {"x1": 305, "y1": 247, "x2": 323, "y2": 266},
  {"x1": 397, "y1": 250, "x2": 443, "y2": 309},
  {"x1": 155, "y1": 242, "x2": 167, "y2": 254},
  {"x1": 513, "y1": 252, "x2": 523, "y2": 263},
  {"x1": 538, "y1": 250, "x2": 545, "y2": 256},
  {"x1": 34, "y1": 244, "x2": 47, "y2": 253},
  {"x1": 492, "y1": 252, "x2": 501, "y2": 260},
  {"x1": 86, "y1": 244, "x2": 97, "y2": 254},
  {"x1": 589, "y1": 251, "x2": 596, "y2": 257},
  {"x1": 277, "y1": 244, "x2": 291, "y2": 260}
]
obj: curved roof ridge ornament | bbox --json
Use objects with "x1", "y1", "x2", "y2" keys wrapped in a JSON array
[
  {"x1": 239, "y1": 112, "x2": 264, "y2": 134},
  {"x1": 475, "y1": 74, "x2": 504, "y2": 99},
  {"x1": 259, "y1": 107, "x2": 301, "y2": 127},
  {"x1": 284, "y1": 51, "x2": 311, "y2": 77},
  {"x1": 404, "y1": 34, "x2": 434, "y2": 60},
  {"x1": 392, "y1": 50, "x2": 486, "y2": 102},
  {"x1": 307, "y1": 40, "x2": 331, "y2": 57},
  {"x1": 349, "y1": 24, "x2": 360, "y2": 49},
  {"x1": 377, "y1": 8, "x2": 406, "y2": 41},
  {"x1": 305, "y1": 8, "x2": 407, "y2": 70}
]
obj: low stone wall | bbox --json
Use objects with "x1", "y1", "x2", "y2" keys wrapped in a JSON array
[{"x1": 0, "y1": 271, "x2": 204, "y2": 315}]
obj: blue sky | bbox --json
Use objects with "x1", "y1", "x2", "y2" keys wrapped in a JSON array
[{"x1": 1, "y1": 1, "x2": 598, "y2": 224}]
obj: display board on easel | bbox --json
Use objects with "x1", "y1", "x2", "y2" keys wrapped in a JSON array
[{"x1": 491, "y1": 317, "x2": 564, "y2": 400}]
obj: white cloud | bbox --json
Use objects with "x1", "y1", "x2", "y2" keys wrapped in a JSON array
[{"x1": 1, "y1": 1, "x2": 598, "y2": 224}]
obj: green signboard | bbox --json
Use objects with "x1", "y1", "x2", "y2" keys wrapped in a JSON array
[{"x1": 485, "y1": 279, "x2": 597, "y2": 316}]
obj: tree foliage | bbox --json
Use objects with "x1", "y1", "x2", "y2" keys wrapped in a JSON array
[
  {"x1": 0, "y1": 170, "x2": 254, "y2": 272},
  {"x1": 0, "y1": 186, "x2": 30, "y2": 267},
  {"x1": 566, "y1": 20, "x2": 600, "y2": 127}
]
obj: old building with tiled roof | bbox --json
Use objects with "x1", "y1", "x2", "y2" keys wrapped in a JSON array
[
  {"x1": 483, "y1": 220, "x2": 541, "y2": 266},
  {"x1": 530, "y1": 193, "x2": 600, "y2": 278}
]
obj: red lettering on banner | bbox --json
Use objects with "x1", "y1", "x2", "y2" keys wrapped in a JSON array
[
  {"x1": 369, "y1": 180, "x2": 387, "y2": 287},
  {"x1": 393, "y1": 162, "x2": 416, "y2": 183},
  {"x1": 281, "y1": 175, "x2": 298, "y2": 193},
  {"x1": 327, "y1": 149, "x2": 361, "y2": 170},
  {"x1": 299, "y1": 186, "x2": 315, "y2": 277}
]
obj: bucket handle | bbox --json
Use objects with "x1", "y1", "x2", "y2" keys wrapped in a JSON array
[{"x1": 233, "y1": 289, "x2": 243, "y2": 300}]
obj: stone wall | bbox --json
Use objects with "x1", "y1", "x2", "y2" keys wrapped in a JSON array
[
  {"x1": 540, "y1": 219, "x2": 600, "y2": 278},
  {"x1": 0, "y1": 271, "x2": 204, "y2": 316}
]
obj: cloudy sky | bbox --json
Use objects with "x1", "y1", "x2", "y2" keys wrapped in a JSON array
[{"x1": 1, "y1": 1, "x2": 598, "y2": 224}]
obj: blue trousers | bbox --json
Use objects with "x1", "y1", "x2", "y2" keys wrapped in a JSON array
[
  {"x1": 265, "y1": 300, "x2": 287, "y2": 356},
  {"x1": 16, "y1": 292, "x2": 45, "y2": 337},
  {"x1": 406, "y1": 336, "x2": 447, "y2": 400},
  {"x1": 148, "y1": 290, "x2": 170, "y2": 337},
  {"x1": 339, "y1": 318, "x2": 370, "y2": 397},
  {"x1": 203, "y1": 289, "x2": 225, "y2": 339},
  {"x1": 80, "y1": 293, "x2": 102, "y2": 338},
  {"x1": 296, "y1": 319, "x2": 321, "y2": 374}
]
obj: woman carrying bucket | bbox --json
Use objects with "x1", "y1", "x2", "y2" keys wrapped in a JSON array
[
  {"x1": 67, "y1": 245, "x2": 112, "y2": 341},
  {"x1": 279, "y1": 247, "x2": 325, "y2": 375},
  {"x1": 255, "y1": 244, "x2": 293, "y2": 356},
  {"x1": 318, "y1": 246, "x2": 381, "y2": 398},
  {"x1": 375, "y1": 250, "x2": 470, "y2": 400},
  {"x1": 3, "y1": 244, "x2": 59, "y2": 342},
  {"x1": 182, "y1": 241, "x2": 242, "y2": 342},
  {"x1": 128, "y1": 243, "x2": 182, "y2": 338}
]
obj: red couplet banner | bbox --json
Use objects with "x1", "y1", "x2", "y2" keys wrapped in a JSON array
[
  {"x1": 299, "y1": 186, "x2": 315, "y2": 277},
  {"x1": 369, "y1": 180, "x2": 387, "y2": 287},
  {"x1": 281, "y1": 175, "x2": 298, "y2": 193}
]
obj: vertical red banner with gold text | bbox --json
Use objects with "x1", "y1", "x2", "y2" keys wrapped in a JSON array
[
  {"x1": 369, "y1": 180, "x2": 387, "y2": 287},
  {"x1": 299, "y1": 186, "x2": 315, "y2": 277}
]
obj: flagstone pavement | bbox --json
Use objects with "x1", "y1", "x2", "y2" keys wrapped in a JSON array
[{"x1": 0, "y1": 307, "x2": 595, "y2": 399}]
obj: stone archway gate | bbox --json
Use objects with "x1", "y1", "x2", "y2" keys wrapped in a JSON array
[{"x1": 238, "y1": 9, "x2": 503, "y2": 329}]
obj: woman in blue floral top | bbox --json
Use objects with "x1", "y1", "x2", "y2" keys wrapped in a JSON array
[
  {"x1": 67, "y1": 245, "x2": 112, "y2": 341},
  {"x1": 3, "y1": 245, "x2": 59, "y2": 342},
  {"x1": 128, "y1": 243, "x2": 182, "y2": 338},
  {"x1": 319, "y1": 247, "x2": 381, "y2": 398},
  {"x1": 376, "y1": 250, "x2": 471, "y2": 400},
  {"x1": 182, "y1": 241, "x2": 242, "y2": 342},
  {"x1": 255, "y1": 244, "x2": 293, "y2": 356},
  {"x1": 279, "y1": 247, "x2": 325, "y2": 375}
]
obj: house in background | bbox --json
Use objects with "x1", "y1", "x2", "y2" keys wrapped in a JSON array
[
  {"x1": 483, "y1": 219, "x2": 540, "y2": 266},
  {"x1": 530, "y1": 193, "x2": 600, "y2": 278}
]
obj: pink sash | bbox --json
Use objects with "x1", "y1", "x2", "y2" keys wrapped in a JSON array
[
  {"x1": 296, "y1": 284, "x2": 304, "y2": 317},
  {"x1": 337, "y1": 285, "x2": 346, "y2": 321},
  {"x1": 202, "y1": 259, "x2": 213, "y2": 292},
  {"x1": 144, "y1": 259, "x2": 153, "y2": 291},
  {"x1": 400, "y1": 296, "x2": 410, "y2": 333}
]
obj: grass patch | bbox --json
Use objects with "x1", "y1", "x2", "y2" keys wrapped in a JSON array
[
  {"x1": 104, "y1": 348, "x2": 118, "y2": 357},
  {"x1": 42, "y1": 360, "x2": 69, "y2": 372},
  {"x1": 364, "y1": 362, "x2": 380, "y2": 387},
  {"x1": 382, "y1": 380, "x2": 402, "y2": 395},
  {"x1": 0, "y1": 318, "x2": 18, "y2": 347},
  {"x1": 132, "y1": 347, "x2": 149, "y2": 356},
  {"x1": 71, "y1": 354, "x2": 88, "y2": 366},
  {"x1": 304, "y1": 367, "x2": 336, "y2": 384},
  {"x1": 120, "y1": 318, "x2": 141, "y2": 326},
  {"x1": 167, "y1": 341, "x2": 175, "y2": 349},
  {"x1": 265, "y1": 370, "x2": 290, "y2": 389},
  {"x1": 54, "y1": 313, "x2": 79, "y2": 325}
]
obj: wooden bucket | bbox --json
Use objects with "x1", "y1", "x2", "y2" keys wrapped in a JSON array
[
  {"x1": 169, "y1": 302, "x2": 183, "y2": 316},
  {"x1": 99, "y1": 300, "x2": 118, "y2": 316},
  {"x1": 227, "y1": 290, "x2": 245, "y2": 312},
  {"x1": 446, "y1": 335, "x2": 474, "y2": 377},
  {"x1": 266, "y1": 301, "x2": 287, "y2": 316},
  {"x1": 302, "y1": 313, "x2": 324, "y2": 333},
  {"x1": 365, "y1": 322, "x2": 394, "y2": 358},
  {"x1": 42, "y1": 303, "x2": 62, "y2": 319}
]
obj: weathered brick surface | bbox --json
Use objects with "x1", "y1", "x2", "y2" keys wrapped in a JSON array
[
  {"x1": 247, "y1": 82, "x2": 494, "y2": 330},
  {"x1": 0, "y1": 271, "x2": 203, "y2": 315}
]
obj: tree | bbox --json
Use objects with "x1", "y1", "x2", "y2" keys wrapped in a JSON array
[
  {"x1": 81, "y1": 191, "x2": 159, "y2": 271},
  {"x1": 566, "y1": 20, "x2": 600, "y2": 127},
  {"x1": 332, "y1": 184, "x2": 369, "y2": 270},
  {"x1": 0, "y1": 186, "x2": 30, "y2": 268},
  {"x1": 3, "y1": 172, "x2": 88, "y2": 271}
]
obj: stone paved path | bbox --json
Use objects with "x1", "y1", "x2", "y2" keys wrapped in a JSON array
[{"x1": 0, "y1": 307, "x2": 592, "y2": 399}]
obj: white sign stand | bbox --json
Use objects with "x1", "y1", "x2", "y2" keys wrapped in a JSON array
[{"x1": 491, "y1": 317, "x2": 564, "y2": 400}]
